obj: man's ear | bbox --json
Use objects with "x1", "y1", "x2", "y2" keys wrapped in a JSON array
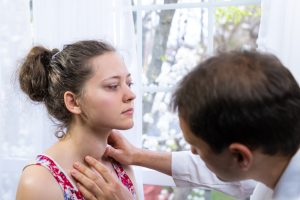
[
  {"x1": 64, "y1": 91, "x2": 81, "y2": 114},
  {"x1": 229, "y1": 143, "x2": 253, "y2": 171}
]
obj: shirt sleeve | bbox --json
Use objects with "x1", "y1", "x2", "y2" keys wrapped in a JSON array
[{"x1": 171, "y1": 151, "x2": 256, "y2": 199}]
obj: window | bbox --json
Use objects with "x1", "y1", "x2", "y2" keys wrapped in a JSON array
[{"x1": 131, "y1": 0, "x2": 261, "y2": 199}]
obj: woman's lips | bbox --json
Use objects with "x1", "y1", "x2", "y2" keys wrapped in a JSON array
[{"x1": 122, "y1": 108, "x2": 134, "y2": 115}]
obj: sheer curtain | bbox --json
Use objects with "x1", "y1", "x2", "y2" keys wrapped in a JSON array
[
  {"x1": 257, "y1": 0, "x2": 300, "y2": 81},
  {"x1": 0, "y1": 0, "x2": 141, "y2": 199},
  {"x1": 0, "y1": 1, "x2": 40, "y2": 199}
]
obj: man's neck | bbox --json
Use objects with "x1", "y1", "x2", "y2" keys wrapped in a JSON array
[{"x1": 252, "y1": 152, "x2": 292, "y2": 189}]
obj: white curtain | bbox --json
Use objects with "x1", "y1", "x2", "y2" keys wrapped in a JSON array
[
  {"x1": 0, "y1": 0, "x2": 141, "y2": 199},
  {"x1": 257, "y1": 0, "x2": 300, "y2": 81},
  {"x1": 0, "y1": 1, "x2": 44, "y2": 199}
]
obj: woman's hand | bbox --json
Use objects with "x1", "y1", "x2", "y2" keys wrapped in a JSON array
[{"x1": 71, "y1": 156, "x2": 134, "y2": 200}]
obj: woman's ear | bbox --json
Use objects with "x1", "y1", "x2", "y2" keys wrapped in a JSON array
[
  {"x1": 64, "y1": 91, "x2": 81, "y2": 114},
  {"x1": 229, "y1": 143, "x2": 253, "y2": 171}
]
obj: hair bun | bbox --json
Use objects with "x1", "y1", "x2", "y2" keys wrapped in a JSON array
[
  {"x1": 19, "y1": 46, "x2": 51, "y2": 102},
  {"x1": 40, "y1": 50, "x2": 52, "y2": 71}
]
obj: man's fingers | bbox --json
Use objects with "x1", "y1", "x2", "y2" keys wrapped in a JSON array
[
  {"x1": 104, "y1": 145, "x2": 111, "y2": 158},
  {"x1": 104, "y1": 145, "x2": 119, "y2": 159},
  {"x1": 108, "y1": 130, "x2": 121, "y2": 145},
  {"x1": 85, "y1": 156, "x2": 116, "y2": 183}
]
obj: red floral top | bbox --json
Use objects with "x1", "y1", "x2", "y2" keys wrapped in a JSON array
[{"x1": 35, "y1": 154, "x2": 136, "y2": 200}]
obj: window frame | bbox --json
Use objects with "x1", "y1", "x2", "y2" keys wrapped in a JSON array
[{"x1": 131, "y1": 0, "x2": 261, "y2": 186}]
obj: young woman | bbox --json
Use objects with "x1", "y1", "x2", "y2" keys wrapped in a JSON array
[{"x1": 16, "y1": 40, "x2": 138, "y2": 200}]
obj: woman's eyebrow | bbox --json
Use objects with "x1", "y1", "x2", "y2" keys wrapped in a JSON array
[{"x1": 103, "y1": 74, "x2": 131, "y2": 81}]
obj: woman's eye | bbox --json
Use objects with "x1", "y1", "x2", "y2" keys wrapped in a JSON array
[
  {"x1": 107, "y1": 85, "x2": 119, "y2": 90},
  {"x1": 127, "y1": 82, "x2": 134, "y2": 87}
]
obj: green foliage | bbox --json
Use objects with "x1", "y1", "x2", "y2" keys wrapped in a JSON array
[
  {"x1": 160, "y1": 55, "x2": 168, "y2": 62},
  {"x1": 215, "y1": 5, "x2": 261, "y2": 25},
  {"x1": 211, "y1": 190, "x2": 237, "y2": 200}
]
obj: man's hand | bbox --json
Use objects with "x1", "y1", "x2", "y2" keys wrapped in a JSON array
[
  {"x1": 106, "y1": 130, "x2": 172, "y2": 175},
  {"x1": 105, "y1": 130, "x2": 139, "y2": 165},
  {"x1": 71, "y1": 156, "x2": 134, "y2": 200}
]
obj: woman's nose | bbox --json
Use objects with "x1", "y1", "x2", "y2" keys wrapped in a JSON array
[{"x1": 123, "y1": 85, "x2": 136, "y2": 102}]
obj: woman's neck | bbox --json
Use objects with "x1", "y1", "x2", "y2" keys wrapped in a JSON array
[
  {"x1": 66, "y1": 124, "x2": 111, "y2": 161},
  {"x1": 47, "y1": 122, "x2": 112, "y2": 166}
]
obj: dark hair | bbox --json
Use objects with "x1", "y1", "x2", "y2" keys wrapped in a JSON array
[
  {"x1": 172, "y1": 50, "x2": 300, "y2": 156},
  {"x1": 19, "y1": 40, "x2": 115, "y2": 137}
]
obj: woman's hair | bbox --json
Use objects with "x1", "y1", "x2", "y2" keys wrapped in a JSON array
[{"x1": 19, "y1": 40, "x2": 115, "y2": 137}]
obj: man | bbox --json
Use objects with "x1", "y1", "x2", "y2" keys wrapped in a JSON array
[{"x1": 72, "y1": 50, "x2": 300, "y2": 200}]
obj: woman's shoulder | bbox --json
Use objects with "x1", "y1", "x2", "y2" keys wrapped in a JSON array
[{"x1": 16, "y1": 165, "x2": 64, "y2": 200}]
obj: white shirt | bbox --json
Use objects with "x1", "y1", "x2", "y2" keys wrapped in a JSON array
[{"x1": 172, "y1": 149, "x2": 300, "y2": 200}]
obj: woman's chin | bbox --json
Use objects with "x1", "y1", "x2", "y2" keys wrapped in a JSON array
[{"x1": 117, "y1": 121, "x2": 134, "y2": 130}]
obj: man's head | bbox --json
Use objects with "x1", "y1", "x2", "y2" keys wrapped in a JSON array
[{"x1": 172, "y1": 50, "x2": 300, "y2": 157}]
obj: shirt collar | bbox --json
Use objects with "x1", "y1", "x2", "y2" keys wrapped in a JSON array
[{"x1": 273, "y1": 148, "x2": 300, "y2": 199}]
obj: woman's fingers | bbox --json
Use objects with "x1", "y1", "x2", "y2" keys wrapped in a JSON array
[
  {"x1": 74, "y1": 161, "x2": 106, "y2": 183},
  {"x1": 72, "y1": 157, "x2": 134, "y2": 200},
  {"x1": 76, "y1": 182, "x2": 97, "y2": 200},
  {"x1": 85, "y1": 156, "x2": 116, "y2": 184},
  {"x1": 71, "y1": 163, "x2": 105, "y2": 197}
]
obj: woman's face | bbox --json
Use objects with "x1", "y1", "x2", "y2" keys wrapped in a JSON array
[{"x1": 79, "y1": 52, "x2": 135, "y2": 131}]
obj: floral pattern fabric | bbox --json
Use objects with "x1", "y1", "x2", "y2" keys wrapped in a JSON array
[{"x1": 36, "y1": 154, "x2": 136, "y2": 200}]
